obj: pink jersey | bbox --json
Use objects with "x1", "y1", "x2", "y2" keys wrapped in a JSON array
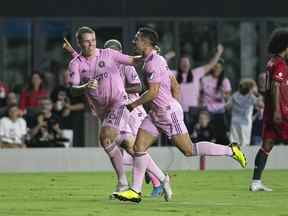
[
  {"x1": 200, "y1": 75, "x2": 231, "y2": 113},
  {"x1": 119, "y1": 64, "x2": 141, "y2": 102},
  {"x1": 68, "y1": 48, "x2": 132, "y2": 118},
  {"x1": 179, "y1": 67, "x2": 205, "y2": 112},
  {"x1": 143, "y1": 50, "x2": 178, "y2": 111}
]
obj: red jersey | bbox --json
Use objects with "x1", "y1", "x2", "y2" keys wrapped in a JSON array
[
  {"x1": 19, "y1": 89, "x2": 48, "y2": 111},
  {"x1": 262, "y1": 55, "x2": 288, "y2": 140}
]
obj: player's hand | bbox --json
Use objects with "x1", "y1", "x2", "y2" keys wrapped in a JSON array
[
  {"x1": 273, "y1": 112, "x2": 282, "y2": 124},
  {"x1": 86, "y1": 79, "x2": 98, "y2": 90},
  {"x1": 126, "y1": 103, "x2": 135, "y2": 112},
  {"x1": 217, "y1": 44, "x2": 224, "y2": 55}
]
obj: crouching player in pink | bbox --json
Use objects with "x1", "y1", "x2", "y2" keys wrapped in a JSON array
[
  {"x1": 113, "y1": 27, "x2": 247, "y2": 203},
  {"x1": 67, "y1": 26, "x2": 169, "y2": 198}
]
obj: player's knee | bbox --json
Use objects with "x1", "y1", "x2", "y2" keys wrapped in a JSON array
[{"x1": 183, "y1": 148, "x2": 193, "y2": 157}]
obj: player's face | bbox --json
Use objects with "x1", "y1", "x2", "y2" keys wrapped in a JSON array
[
  {"x1": 79, "y1": 33, "x2": 96, "y2": 56},
  {"x1": 133, "y1": 32, "x2": 146, "y2": 54}
]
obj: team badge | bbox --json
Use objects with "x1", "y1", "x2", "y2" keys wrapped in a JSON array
[{"x1": 99, "y1": 61, "x2": 105, "y2": 68}]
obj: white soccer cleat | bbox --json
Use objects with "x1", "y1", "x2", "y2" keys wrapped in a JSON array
[
  {"x1": 110, "y1": 184, "x2": 129, "y2": 199},
  {"x1": 249, "y1": 181, "x2": 272, "y2": 192},
  {"x1": 161, "y1": 174, "x2": 172, "y2": 201}
]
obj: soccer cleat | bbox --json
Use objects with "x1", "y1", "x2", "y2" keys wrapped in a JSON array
[
  {"x1": 249, "y1": 181, "x2": 272, "y2": 192},
  {"x1": 113, "y1": 189, "x2": 142, "y2": 203},
  {"x1": 150, "y1": 186, "x2": 162, "y2": 197},
  {"x1": 109, "y1": 184, "x2": 129, "y2": 199},
  {"x1": 161, "y1": 174, "x2": 172, "y2": 201},
  {"x1": 230, "y1": 143, "x2": 247, "y2": 168}
]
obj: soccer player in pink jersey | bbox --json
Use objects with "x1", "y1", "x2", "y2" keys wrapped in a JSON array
[
  {"x1": 113, "y1": 27, "x2": 247, "y2": 203},
  {"x1": 103, "y1": 39, "x2": 163, "y2": 197},
  {"x1": 67, "y1": 26, "x2": 168, "y2": 197}
]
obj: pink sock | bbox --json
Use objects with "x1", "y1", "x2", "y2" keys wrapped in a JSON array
[
  {"x1": 146, "y1": 154, "x2": 165, "y2": 182},
  {"x1": 131, "y1": 152, "x2": 150, "y2": 193},
  {"x1": 122, "y1": 150, "x2": 133, "y2": 166},
  {"x1": 103, "y1": 142, "x2": 128, "y2": 187},
  {"x1": 194, "y1": 141, "x2": 233, "y2": 156},
  {"x1": 147, "y1": 172, "x2": 161, "y2": 187}
]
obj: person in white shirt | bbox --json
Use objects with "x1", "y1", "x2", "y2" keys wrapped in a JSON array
[{"x1": 0, "y1": 104, "x2": 27, "y2": 148}]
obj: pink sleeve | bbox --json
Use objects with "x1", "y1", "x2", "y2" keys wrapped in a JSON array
[
  {"x1": 124, "y1": 66, "x2": 141, "y2": 84},
  {"x1": 145, "y1": 62, "x2": 161, "y2": 84},
  {"x1": 222, "y1": 78, "x2": 231, "y2": 92},
  {"x1": 110, "y1": 49, "x2": 132, "y2": 65},
  {"x1": 68, "y1": 61, "x2": 80, "y2": 85}
]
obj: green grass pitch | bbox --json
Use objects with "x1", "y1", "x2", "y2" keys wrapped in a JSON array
[{"x1": 0, "y1": 170, "x2": 287, "y2": 216}]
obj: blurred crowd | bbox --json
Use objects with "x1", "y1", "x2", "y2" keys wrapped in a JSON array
[
  {"x1": 0, "y1": 43, "x2": 269, "y2": 148},
  {"x1": 0, "y1": 69, "x2": 85, "y2": 148}
]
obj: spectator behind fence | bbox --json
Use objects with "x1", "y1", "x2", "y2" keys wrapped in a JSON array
[
  {"x1": 51, "y1": 69, "x2": 85, "y2": 147},
  {"x1": 228, "y1": 79, "x2": 259, "y2": 146},
  {"x1": 176, "y1": 44, "x2": 224, "y2": 134},
  {"x1": 200, "y1": 58, "x2": 231, "y2": 145},
  {"x1": 0, "y1": 80, "x2": 9, "y2": 108},
  {"x1": 191, "y1": 110, "x2": 216, "y2": 143},
  {"x1": 27, "y1": 98, "x2": 67, "y2": 148},
  {"x1": 0, "y1": 92, "x2": 18, "y2": 118},
  {"x1": 19, "y1": 71, "x2": 48, "y2": 126},
  {"x1": 251, "y1": 96, "x2": 264, "y2": 146},
  {"x1": 0, "y1": 104, "x2": 27, "y2": 148}
]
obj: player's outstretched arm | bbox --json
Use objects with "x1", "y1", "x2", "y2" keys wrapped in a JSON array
[{"x1": 63, "y1": 37, "x2": 78, "y2": 58}]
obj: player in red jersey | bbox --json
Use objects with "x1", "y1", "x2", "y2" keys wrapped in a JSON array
[{"x1": 250, "y1": 28, "x2": 288, "y2": 192}]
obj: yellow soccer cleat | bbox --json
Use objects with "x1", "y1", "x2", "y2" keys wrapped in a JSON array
[
  {"x1": 230, "y1": 143, "x2": 247, "y2": 168},
  {"x1": 113, "y1": 189, "x2": 142, "y2": 203}
]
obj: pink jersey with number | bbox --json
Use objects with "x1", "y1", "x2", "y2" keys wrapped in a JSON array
[{"x1": 68, "y1": 48, "x2": 132, "y2": 119}]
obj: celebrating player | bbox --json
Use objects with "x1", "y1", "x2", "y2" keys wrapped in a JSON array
[{"x1": 113, "y1": 27, "x2": 247, "y2": 203}]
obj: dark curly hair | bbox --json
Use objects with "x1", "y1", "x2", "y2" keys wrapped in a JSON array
[{"x1": 268, "y1": 28, "x2": 288, "y2": 54}]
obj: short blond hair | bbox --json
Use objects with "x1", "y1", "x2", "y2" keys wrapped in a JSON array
[{"x1": 75, "y1": 26, "x2": 95, "y2": 42}]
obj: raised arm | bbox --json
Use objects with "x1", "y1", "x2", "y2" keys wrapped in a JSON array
[
  {"x1": 63, "y1": 37, "x2": 78, "y2": 58},
  {"x1": 203, "y1": 44, "x2": 224, "y2": 73}
]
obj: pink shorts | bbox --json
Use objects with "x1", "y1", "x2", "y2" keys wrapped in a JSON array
[
  {"x1": 127, "y1": 105, "x2": 147, "y2": 136},
  {"x1": 140, "y1": 102, "x2": 188, "y2": 139},
  {"x1": 102, "y1": 105, "x2": 131, "y2": 133}
]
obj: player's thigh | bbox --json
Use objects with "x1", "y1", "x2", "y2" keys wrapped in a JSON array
[
  {"x1": 133, "y1": 128, "x2": 158, "y2": 152},
  {"x1": 100, "y1": 126, "x2": 119, "y2": 147},
  {"x1": 171, "y1": 133, "x2": 193, "y2": 156}
]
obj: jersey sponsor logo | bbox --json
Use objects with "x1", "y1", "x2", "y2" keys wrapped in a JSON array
[
  {"x1": 94, "y1": 72, "x2": 108, "y2": 81},
  {"x1": 98, "y1": 61, "x2": 105, "y2": 68}
]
